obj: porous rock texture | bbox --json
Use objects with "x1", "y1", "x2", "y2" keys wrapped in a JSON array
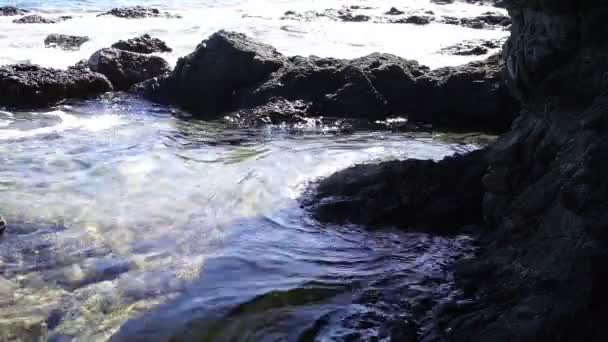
[
  {"x1": 44, "y1": 34, "x2": 90, "y2": 50},
  {"x1": 0, "y1": 6, "x2": 28, "y2": 16},
  {"x1": 0, "y1": 64, "x2": 112, "y2": 108},
  {"x1": 136, "y1": 30, "x2": 518, "y2": 132},
  {"x1": 88, "y1": 48, "x2": 171, "y2": 90},
  {"x1": 111, "y1": 34, "x2": 172, "y2": 54},
  {"x1": 311, "y1": 0, "x2": 608, "y2": 340}
]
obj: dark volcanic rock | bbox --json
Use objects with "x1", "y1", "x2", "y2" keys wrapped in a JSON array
[
  {"x1": 242, "y1": 54, "x2": 395, "y2": 120},
  {"x1": 439, "y1": 39, "x2": 505, "y2": 56},
  {"x1": 45, "y1": 34, "x2": 90, "y2": 50},
  {"x1": 432, "y1": 0, "x2": 506, "y2": 7},
  {"x1": 433, "y1": 1, "x2": 608, "y2": 341},
  {"x1": 309, "y1": 149, "x2": 488, "y2": 232},
  {"x1": 414, "y1": 54, "x2": 519, "y2": 131},
  {"x1": 0, "y1": 6, "x2": 28, "y2": 16},
  {"x1": 98, "y1": 6, "x2": 179, "y2": 19},
  {"x1": 385, "y1": 7, "x2": 405, "y2": 15},
  {"x1": 111, "y1": 34, "x2": 172, "y2": 54},
  {"x1": 393, "y1": 15, "x2": 433, "y2": 25},
  {"x1": 0, "y1": 64, "x2": 112, "y2": 108},
  {"x1": 439, "y1": 13, "x2": 510, "y2": 29},
  {"x1": 139, "y1": 30, "x2": 517, "y2": 131},
  {"x1": 13, "y1": 15, "x2": 59, "y2": 24},
  {"x1": 88, "y1": 48, "x2": 171, "y2": 90},
  {"x1": 138, "y1": 30, "x2": 286, "y2": 116},
  {"x1": 503, "y1": 0, "x2": 608, "y2": 108}
]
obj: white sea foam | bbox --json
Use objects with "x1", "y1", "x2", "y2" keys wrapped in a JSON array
[
  {"x1": 0, "y1": 110, "x2": 125, "y2": 140},
  {"x1": 0, "y1": 0, "x2": 508, "y2": 69}
]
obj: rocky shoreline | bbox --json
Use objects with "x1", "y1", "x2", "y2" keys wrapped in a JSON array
[
  {"x1": 1, "y1": 31, "x2": 518, "y2": 132},
  {"x1": 3, "y1": 0, "x2": 604, "y2": 340}
]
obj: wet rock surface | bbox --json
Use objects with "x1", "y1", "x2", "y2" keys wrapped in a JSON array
[
  {"x1": 44, "y1": 34, "x2": 90, "y2": 50},
  {"x1": 438, "y1": 38, "x2": 505, "y2": 56},
  {"x1": 97, "y1": 6, "x2": 180, "y2": 19},
  {"x1": 88, "y1": 48, "x2": 171, "y2": 90},
  {"x1": 0, "y1": 64, "x2": 112, "y2": 108},
  {"x1": 111, "y1": 34, "x2": 172, "y2": 54},
  {"x1": 139, "y1": 31, "x2": 518, "y2": 132},
  {"x1": 307, "y1": 149, "x2": 488, "y2": 233},
  {"x1": 434, "y1": 1, "x2": 608, "y2": 340},
  {"x1": 12, "y1": 15, "x2": 70, "y2": 24},
  {"x1": 439, "y1": 13, "x2": 510, "y2": 30},
  {"x1": 135, "y1": 30, "x2": 287, "y2": 116},
  {"x1": 412, "y1": 53, "x2": 519, "y2": 131},
  {"x1": 0, "y1": 6, "x2": 28, "y2": 16}
]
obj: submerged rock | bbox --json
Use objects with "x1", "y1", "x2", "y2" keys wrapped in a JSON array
[
  {"x1": 439, "y1": 13, "x2": 510, "y2": 29},
  {"x1": 308, "y1": 149, "x2": 488, "y2": 232},
  {"x1": 0, "y1": 317, "x2": 48, "y2": 342},
  {"x1": 111, "y1": 34, "x2": 172, "y2": 54},
  {"x1": 88, "y1": 48, "x2": 171, "y2": 90},
  {"x1": 44, "y1": 34, "x2": 90, "y2": 50},
  {"x1": 98, "y1": 6, "x2": 180, "y2": 19},
  {"x1": 0, "y1": 6, "x2": 28, "y2": 16},
  {"x1": 0, "y1": 64, "x2": 112, "y2": 108}
]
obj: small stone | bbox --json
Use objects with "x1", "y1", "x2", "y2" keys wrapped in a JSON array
[
  {"x1": 386, "y1": 7, "x2": 405, "y2": 15},
  {"x1": 0, "y1": 216, "x2": 5, "y2": 235},
  {"x1": 45, "y1": 34, "x2": 90, "y2": 50}
]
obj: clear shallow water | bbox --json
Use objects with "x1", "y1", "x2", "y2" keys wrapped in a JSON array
[
  {"x1": 0, "y1": 0, "x2": 493, "y2": 340},
  {"x1": 0, "y1": 0, "x2": 508, "y2": 69},
  {"x1": 0, "y1": 96, "x2": 477, "y2": 341}
]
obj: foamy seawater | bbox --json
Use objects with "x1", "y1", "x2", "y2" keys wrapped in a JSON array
[
  {"x1": 0, "y1": 0, "x2": 508, "y2": 69},
  {"x1": 1, "y1": 1, "x2": 497, "y2": 340}
]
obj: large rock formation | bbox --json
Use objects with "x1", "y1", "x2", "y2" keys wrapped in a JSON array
[
  {"x1": 311, "y1": 0, "x2": 608, "y2": 340},
  {"x1": 436, "y1": 1, "x2": 608, "y2": 341},
  {"x1": 0, "y1": 64, "x2": 112, "y2": 108},
  {"x1": 137, "y1": 30, "x2": 518, "y2": 132},
  {"x1": 307, "y1": 150, "x2": 488, "y2": 233},
  {"x1": 88, "y1": 48, "x2": 170, "y2": 90},
  {"x1": 137, "y1": 30, "x2": 287, "y2": 116}
]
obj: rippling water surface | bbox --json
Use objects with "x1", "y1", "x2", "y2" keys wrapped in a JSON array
[
  {"x1": 0, "y1": 0, "x2": 492, "y2": 340},
  {"x1": 0, "y1": 95, "x2": 477, "y2": 340}
]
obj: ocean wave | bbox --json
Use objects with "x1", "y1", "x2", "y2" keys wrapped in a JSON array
[{"x1": 0, "y1": 110, "x2": 125, "y2": 140}]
